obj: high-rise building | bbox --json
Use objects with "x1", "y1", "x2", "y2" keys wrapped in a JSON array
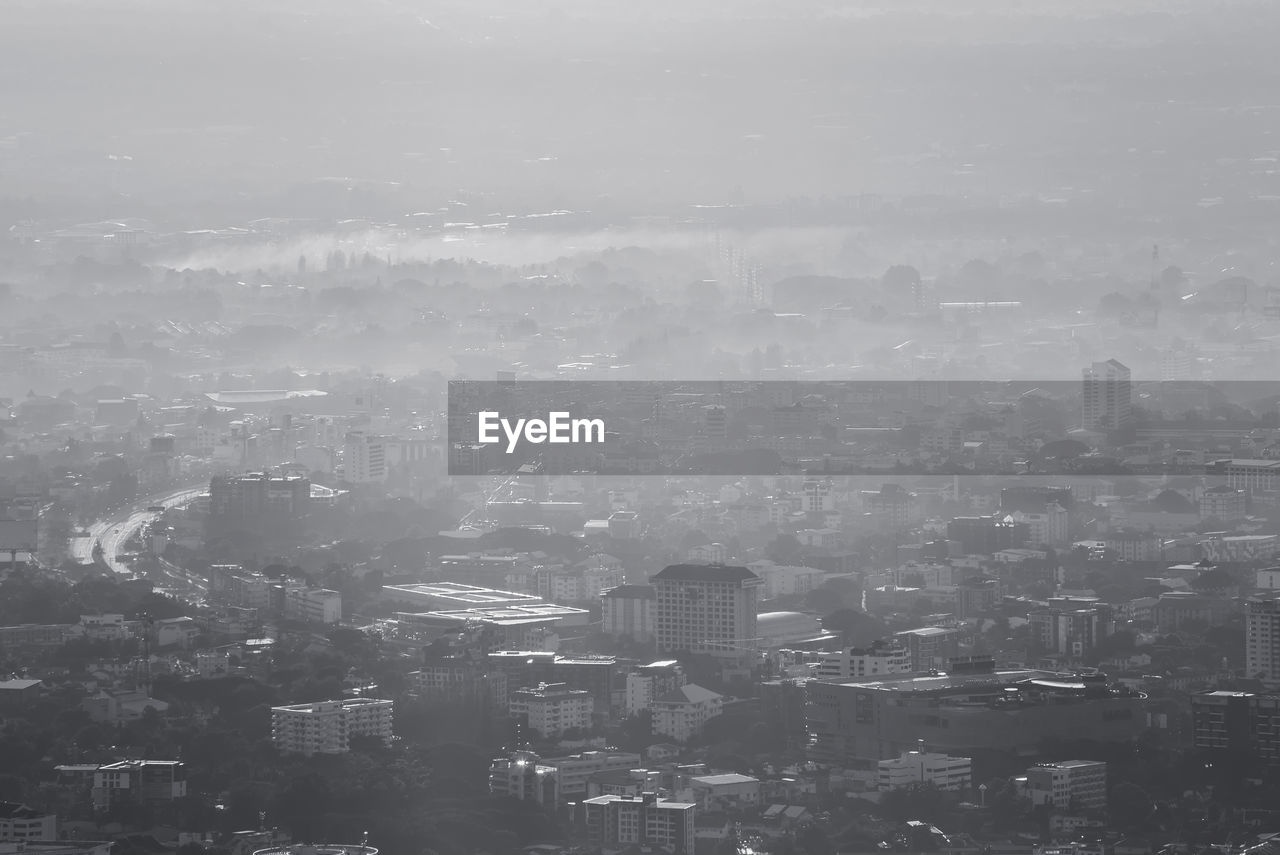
[
  {"x1": 1081, "y1": 359, "x2": 1132, "y2": 432},
  {"x1": 1029, "y1": 602, "x2": 1113, "y2": 659},
  {"x1": 583, "y1": 793, "x2": 696, "y2": 855},
  {"x1": 207, "y1": 472, "x2": 311, "y2": 538},
  {"x1": 1247, "y1": 594, "x2": 1280, "y2": 685},
  {"x1": 343, "y1": 431, "x2": 388, "y2": 483},
  {"x1": 1190, "y1": 690, "x2": 1280, "y2": 767},
  {"x1": 270, "y1": 698, "x2": 394, "y2": 756},
  {"x1": 601, "y1": 585, "x2": 656, "y2": 642},
  {"x1": 651, "y1": 564, "x2": 762, "y2": 661}
]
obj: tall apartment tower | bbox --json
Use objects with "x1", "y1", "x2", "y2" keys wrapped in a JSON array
[
  {"x1": 651, "y1": 564, "x2": 762, "y2": 661},
  {"x1": 344, "y1": 431, "x2": 388, "y2": 483},
  {"x1": 1081, "y1": 359, "x2": 1132, "y2": 432},
  {"x1": 1247, "y1": 594, "x2": 1280, "y2": 685}
]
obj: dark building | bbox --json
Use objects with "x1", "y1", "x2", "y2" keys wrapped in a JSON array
[
  {"x1": 807, "y1": 664, "x2": 1146, "y2": 769},
  {"x1": 1191, "y1": 690, "x2": 1280, "y2": 767},
  {"x1": 947, "y1": 516, "x2": 1029, "y2": 555},
  {"x1": 207, "y1": 472, "x2": 311, "y2": 539},
  {"x1": 759, "y1": 678, "x2": 810, "y2": 752},
  {"x1": 1000, "y1": 486, "x2": 1074, "y2": 514}
]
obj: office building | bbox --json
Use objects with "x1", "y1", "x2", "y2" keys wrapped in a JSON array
[
  {"x1": 1207, "y1": 459, "x2": 1280, "y2": 496},
  {"x1": 1081, "y1": 359, "x2": 1132, "y2": 432},
  {"x1": 1026, "y1": 760, "x2": 1108, "y2": 811},
  {"x1": 652, "y1": 564, "x2": 762, "y2": 661},
  {"x1": 861, "y1": 484, "x2": 921, "y2": 531},
  {"x1": 1190, "y1": 690, "x2": 1280, "y2": 767},
  {"x1": 486, "y1": 651, "x2": 618, "y2": 711},
  {"x1": 54, "y1": 760, "x2": 189, "y2": 812},
  {"x1": 270, "y1": 698, "x2": 394, "y2": 756},
  {"x1": 878, "y1": 748, "x2": 972, "y2": 792},
  {"x1": 583, "y1": 793, "x2": 696, "y2": 855}
]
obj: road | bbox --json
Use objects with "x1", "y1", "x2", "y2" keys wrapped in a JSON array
[{"x1": 70, "y1": 486, "x2": 207, "y2": 575}]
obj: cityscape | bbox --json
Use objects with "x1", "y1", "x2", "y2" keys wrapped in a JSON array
[{"x1": 6, "y1": 2, "x2": 1280, "y2": 855}]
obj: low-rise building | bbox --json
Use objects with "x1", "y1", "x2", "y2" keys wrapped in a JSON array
[
  {"x1": 1026, "y1": 760, "x2": 1108, "y2": 811},
  {"x1": 583, "y1": 793, "x2": 696, "y2": 855},
  {"x1": 0, "y1": 803, "x2": 56, "y2": 841},
  {"x1": 651, "y1": 684, "x2": 723, "y2": 744},
  {"x1": 878, "y1": 749, "x2": 972, "y2": 792}
]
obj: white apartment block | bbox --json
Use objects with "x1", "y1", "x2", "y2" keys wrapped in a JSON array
[
  {"x1": 509, "y1": 682, "x2": 594, "y2": 739},
  {"x1": 624, "y1": 661, "x2": 688, "y2": 716},
  {"x1": 815, "y1": 642, "x2": 912, "y2": 681},
  {"x1": 0, "y1": 804, "x2": 56, "y2": 841},
  {"x1": 651, "y1": 684, "x2": 723, "y2": 744},
  {"x1": 283, "y1": 587, "x2": 342, "y2": 624},
  {"x1": 270, "y1": 698, "x2": 394, "y2": 756},
  {"x1": 343, "y1": 431, "x2": 388, "y2": 483},
  {"x1": 878, "y1": 750, "x2": 972, "y2": 792}
]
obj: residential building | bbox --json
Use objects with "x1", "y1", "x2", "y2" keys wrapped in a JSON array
[
  {"x1": 486, "y1": 651, "x2": 618, "y2": 711},
  {"x1": 1029, "y1": 604, "x2": 1113, "y2": 659},
  {"x1": 487, "y1": 751, "x2": 560, "y2": 806},
  {"x1": 651, "y1": 683, "x2": 723, "y2": 744},
  {"x1": 83, "y1": 761, "x2": 186, "y2": 811},
  {"x1": 686, "y1": 773, "x2": 761, "y2": 811},
  {"x1": 1026, "y1": 760, "x2": 1108, "y2": 811},
  {"x1": 1155, "y1": 591, "x2": 1232, "y2": 633},
  {"x1": 1201, "y1": 486, "x2": 1248, "y2": 522},
  {"x1": 343, "y1": 431, "x2": 388, "y2": 483},
  {"x1": 814, "y1": 641, "x2": 912, "y2": 681},
  {"x1": 861, "y1": 484, "x2": 921, "y2": 532},
  {"x1": 0, "y1": 803, "x2": 56, "y2": 841},
  {"x1": 601, "y1": 584, "x2": 656, "y2": 643},
  {"x1": 894, "y1": 626, "x2": 962, "y2": 672},
  {"x1": 270, "y1": 698, "x2": 394, "y2": 756},
  {"x1": 490, "y1": 750, "x2": 643, "y2": 800},
  {"x1": 1082, "y1": 359, "x2": 1132, "y2": 432},
  {"x1": 283, "y1": 587, "x2": 342, "y2": 624},
  {"x1": 508, "y1": 682, "x2": 594, "y2": 739},
  {"x1": 0, "y1": 679, "x2": 41, "y2": 711},
  {"x1": 1248, "y1": 595, "x2": 1280, "y2": 685},
  {"x1": 583, "y1": 793, "x2": 696, "y2": 855},
  {"x1": 1190, "y1": 690, "x2": 1280, "y2": 766},
  {"x1": 878, "y1": 749, "x2": 973, "y2": 792},
  {"x1": 625, "y1": 661, "x2": 688, "y2": 716},
  {"x1": 651, "y1": 564, "x2": 762, "y2": 661}
]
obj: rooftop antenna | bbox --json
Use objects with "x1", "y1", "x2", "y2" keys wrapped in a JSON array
[{"x1": 1150, "y1": 244, "x2": 1159, "y2": 290}]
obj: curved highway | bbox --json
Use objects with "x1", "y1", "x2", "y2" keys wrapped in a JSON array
[{"x1": 70, "y1": 486, "x2": 207, "y2": 575}]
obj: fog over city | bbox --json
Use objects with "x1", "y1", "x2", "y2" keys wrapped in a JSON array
[{"x1": 4, "y1": 3, "x2": 1280, "y2": 855}]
